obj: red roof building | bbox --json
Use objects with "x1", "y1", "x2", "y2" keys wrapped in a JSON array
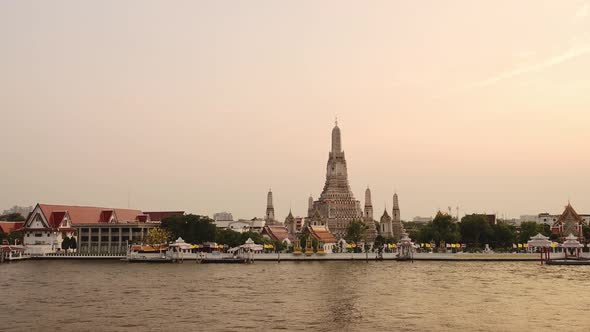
[
  {"x1": 23, "y1": 203, "x2": 152, "y2": 255},
  {"x1": 551, "y1": 203, "x2": 585, "y2": 240},
  {"x1": 308, "y1": 225, "x2": 337, "y2": 244},
  {"x1": 0, "y1": 222, "x2": 24, "y2": 234},
  {"x1": 261, "y1": 225, "x2": 293, "y2": 243}
]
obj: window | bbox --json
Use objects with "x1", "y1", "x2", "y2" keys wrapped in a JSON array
[{"x1": 34, "y1": 233, "x2": 42, "y2": 237}]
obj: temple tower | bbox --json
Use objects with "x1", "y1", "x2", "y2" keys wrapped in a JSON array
[
  {"x1": 364, "y1": 187, "x2": 373, "y2": 221},
  {"x1": 391, "y1": 193, "x2": 404, "y2": 241},
  {"x1": 380, "y1": 208, "x2": 393, "y2": 238},
  {"x1": 265, "y1": 189, "x2": 276, "y2": 224},
  {"x1": 364, "y1": 187, "x2": 377, "y2": 244},
  {"x1": 285, "y1": 210, "x2": 296, "y2": 235},
  {"x1": 310, "y1": 120, "x2": 363, "y2": 239}
]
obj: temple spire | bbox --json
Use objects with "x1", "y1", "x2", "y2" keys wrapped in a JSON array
[
  {"x1": 266, "y1": 189, "x2": 275, "y2": 223},
  {"x1": 331, "y1": 120, "x2": 342, "y2": 153},
  {"x1": 364, "y1": 187, "x2": 374, "y2": 221}
]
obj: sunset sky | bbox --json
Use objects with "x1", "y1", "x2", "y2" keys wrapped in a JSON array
[{"x1": 2, "y1": 1, "x2": 590, "y2": 220}]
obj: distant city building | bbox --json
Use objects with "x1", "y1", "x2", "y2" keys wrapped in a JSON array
[
  {"x1": 213, "y1": 212, "x2": 234, "y2": 222},
  {"x1": 538, "y1": 213, "x2": 559, "y2": 225},
  {"x1": 522, "y1": 212, "x2": 590, "y2": 226},
  {"x1": 412, "y1": 216, "x2": 433, "y2": 224},
  {"x1": 2, "y1": 205, "x2": 33, "y2": 218},
  {"x1": 307, "y1": 120, "x2": 363, "y2": 239},
  {"x1": 519, "y1": 215, "x2": 540, "y2": 224},
  {"x1": 500, "y1": 218, "x2": 521, "y2": 226}
]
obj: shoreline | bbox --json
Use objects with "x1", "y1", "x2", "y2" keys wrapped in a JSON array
[{"x1": 15, "y1": 252, "x2": 563, "y2": 262}]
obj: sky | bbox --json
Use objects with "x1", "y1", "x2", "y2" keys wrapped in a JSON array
[{"x1": 1, "y1": 1, "x2": 590, "y2": 221}]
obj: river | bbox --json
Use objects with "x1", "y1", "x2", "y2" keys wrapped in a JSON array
[{"x1": 1, "y1": 260, "x2": 589, "y2": 331}]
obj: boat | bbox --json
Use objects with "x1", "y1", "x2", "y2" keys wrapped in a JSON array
[
  {"x1": 125, "y1": 244, "x2": 171, "y2": 263},
  {"x1": 1, "y1": 244, "x2": 29, "y2": 263},
  {"x1": 546, "y1": 258, "x2": 590, "y2": 266}
]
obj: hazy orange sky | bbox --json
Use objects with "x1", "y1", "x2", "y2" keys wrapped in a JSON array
[{"x1": 2, "y1": 1, "x2": 590, "y2": 220}]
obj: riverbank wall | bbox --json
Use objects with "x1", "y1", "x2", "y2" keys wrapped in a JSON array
[{"x1": 22, "y1": 252, "x2": 567, "y2": 262}]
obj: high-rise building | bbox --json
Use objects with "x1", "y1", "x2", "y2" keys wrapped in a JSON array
[
  {"x1": 213, "y1": 212, "x2": 234, "y2": 222},
  {"x1": 308, "y1": 120, "x2": 363, "y2": 239}
]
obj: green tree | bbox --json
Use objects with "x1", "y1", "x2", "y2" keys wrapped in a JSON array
[
  {"x1": 415, "y1": 212, "x2": 461, "y2": 245},
  {"x1": 583, "y1": 225, "x2": 590, "y2": 243},
  {"x1": 345, "y1": 220, "x2": 368, "y2": 246},
  {"x1": 215, "y1": 229, "x2": 243, "y2": 247},
  {"x1": 61, "y1": 236, "x2": 71, "y2": 250},
  {"x1": 491, "y1": 222, "x2": 516, "y2": 249},
  {"x1": 374, "y1": 235, "x2": 386, "y2": 252},
  {"x1": 160, "y1": 214, "x2": 217, "y2": 244},
  {"x1": 69, "y1": 236, "x2": 77, "y2": 250},
  {"x1": 0, "y1": 213, "x2": 25, "y2": 221},
  {"x1": 460, "y1": 214, "x2": 493, "y2": 248},
  {"x1": 518, "y1": 221, "x2": 544, "y2": 243}
]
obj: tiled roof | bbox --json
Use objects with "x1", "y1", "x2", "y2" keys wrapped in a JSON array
[
  {"x1": 554, "y1": 203, "x2": 583, "y2": 226},
  {"x1": 37, "y1": 204, "x2": 143, "y2": 226},
  {"x1": 262, "y1": 225, "x2": 291, "y2": 241},
  {"x1": 0, "y1": 222, "x2": 24, "y2": 234},
  {"x1": 309, "y1": 225, "x2": 337, "y2": 243}
]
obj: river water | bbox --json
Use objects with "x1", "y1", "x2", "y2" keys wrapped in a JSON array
[{"x1": 2, "y1": 260, "x2": 590, "y2": 331}]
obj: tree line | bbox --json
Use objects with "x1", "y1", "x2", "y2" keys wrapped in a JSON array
[
  {"x1": 158, "y1": 214, "x2": 282, "y2": 249},
  {"x1": 410, "y1": 212, "x2": 564, "y2": 251}
]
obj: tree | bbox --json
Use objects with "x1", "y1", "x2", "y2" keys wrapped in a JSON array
[
  {"x1": 415, "y1": 212, "x2": 461, "y2": 245},
  {"x1": 69, "y1": 236, "x2": 77, "y2": 250},
  {"x1": 61, "y1": 236, "x2": 71, "y2": 250},
  {"x1": 146, "y1": 227, "x2": 171, "y2": 248},
  {"x1": 460, "y1": 214, "x2": 493, "y2": 248},
  {"x1": 583, "y1": 225, "x2": 590, "y2": 243},
  {"x1": 0, "y1": 213, "x2": 25, "y2": 221},
  {"x1": 491, "y1": 222, "x2": 516, "y2": 249},
  {"x1": 215, "y1": 229, "x2": 243, "y2": 247},
  {"x1": 518, "y1": 221, "x2": 544, "y2": 244},
  {"x1": 160, "y1": 214, "x2": 217, "y2": 244},
  {"x1": 374, "y1": 235, "x2": 386, "y2": 252},
  {"x1": 345, "y1": 220, "x2": 368, "y2": 247}
]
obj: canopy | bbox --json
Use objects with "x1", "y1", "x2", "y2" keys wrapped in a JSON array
[
  {"x1": 169, "y1": 237, "x2": 192, "y2": 250},
  {"x1": 563, "y1": 233, "x2": 583, "y2": 248},
  {"x1": 527, "y1": 233, "x2": 552, "y2": 248}
]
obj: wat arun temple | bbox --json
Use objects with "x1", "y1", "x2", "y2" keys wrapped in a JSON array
[{"x1": 302, "y1": 120, "x2": 404, "y2": 243}]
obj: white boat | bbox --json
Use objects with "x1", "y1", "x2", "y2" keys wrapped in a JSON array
[{"x1": 125, "y1": 244, "x2": 171, "y2": 263}]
